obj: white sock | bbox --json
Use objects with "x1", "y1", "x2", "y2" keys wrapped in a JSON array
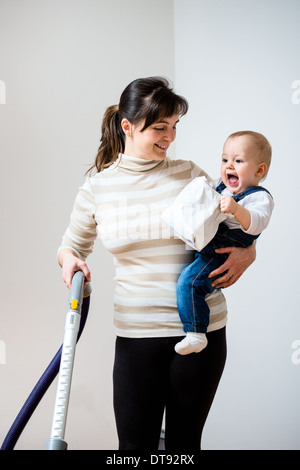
[{"x1": 175, "y1": 332, "x2": 208, "y2": 355}]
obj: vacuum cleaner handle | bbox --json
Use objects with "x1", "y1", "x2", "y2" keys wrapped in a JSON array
[
  {"x1": 45, "y1": 270, "x2": 87, "y2": 450},
  {"x1": 1, "y1": 271, "x2": 91, "y2": 451}
]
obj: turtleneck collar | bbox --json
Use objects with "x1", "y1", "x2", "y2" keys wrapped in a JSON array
[{"x1": 118, "y1": 153, "x2": 165, "y2": 172}]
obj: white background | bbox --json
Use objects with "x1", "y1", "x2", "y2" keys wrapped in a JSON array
[
  {"x1": 0, "y1": 0, "x2": 174, "y2": 450},
  {"x1": 174, "y1": 0, "x2": 300, "y2": 450},
  {"x1": 1, "y1": 0, "x2": 299, "y2": 450}
]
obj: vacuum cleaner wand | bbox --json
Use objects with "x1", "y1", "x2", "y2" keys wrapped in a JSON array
[
  {"x1": 1, "y1": 271, "x2": 91, "y2": 451},
  {"x1": 45, "y1": 270, "x2": 90, "y2": 450}
]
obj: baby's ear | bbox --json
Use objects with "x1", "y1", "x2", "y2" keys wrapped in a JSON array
[{"x1": 256, "y1": 162, "x2": 267, "y2": 178}]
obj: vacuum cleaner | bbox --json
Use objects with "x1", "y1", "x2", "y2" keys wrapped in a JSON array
[{"x1": 1, "y1": 271, "x2": 91, "y2": 450}]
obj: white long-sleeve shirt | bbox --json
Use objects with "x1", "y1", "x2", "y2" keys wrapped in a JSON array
[
  {"x1": 211, "y1": 178, "x2": 274, "y2": 236},
  {"x1": 59, "y1": 154, "x2": 228, "y2": 338}
]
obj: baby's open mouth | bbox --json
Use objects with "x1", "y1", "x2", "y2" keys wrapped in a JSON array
[{"x1": 227, "y1": 174, "x2": 239, "y2": 186}]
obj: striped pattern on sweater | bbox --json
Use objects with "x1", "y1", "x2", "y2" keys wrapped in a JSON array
[{"x1": 59, "y1": 154, "x2": 227, "y2": 338}]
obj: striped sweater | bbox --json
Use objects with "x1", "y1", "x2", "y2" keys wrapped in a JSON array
[{"x1": 59, "y1": 154, "x2": 228, "y2": 338}]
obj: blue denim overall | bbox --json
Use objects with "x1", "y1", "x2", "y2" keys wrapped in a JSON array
[{"x1": 176, "y1": 183, "x2": 272, "y2": 333}]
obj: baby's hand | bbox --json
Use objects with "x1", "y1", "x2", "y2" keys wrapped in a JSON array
[{"x1": 220, "y1": 195, "x2": 238, "y2": 215}]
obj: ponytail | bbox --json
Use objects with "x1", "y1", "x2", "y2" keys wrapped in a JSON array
[{"x1": 87, "y1": 105, "x2": 125, "y2": 174}]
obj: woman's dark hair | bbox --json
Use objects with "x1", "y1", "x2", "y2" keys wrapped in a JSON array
[{"x1": 87, "y1": 77, "x2": 189, "y2": 174}]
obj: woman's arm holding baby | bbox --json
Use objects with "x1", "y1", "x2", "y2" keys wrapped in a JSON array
[{"x1": 209, "y1": 242, "x2": 256, "y2": 288}]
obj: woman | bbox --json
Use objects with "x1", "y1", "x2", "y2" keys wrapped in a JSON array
[{"x1": 58, "y1": 77, "x2": 255, "y2": 451}]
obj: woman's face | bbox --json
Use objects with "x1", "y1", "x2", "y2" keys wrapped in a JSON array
[{"x1": 123, "y1": 114, "x2": 179, "y2": 160}]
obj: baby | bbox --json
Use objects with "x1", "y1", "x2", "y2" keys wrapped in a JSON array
[{"x1": 175, "y1": 131, "x2": 274, "y2": 355}]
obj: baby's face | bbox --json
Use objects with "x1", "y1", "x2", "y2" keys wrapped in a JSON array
[{"x1": 221, "y1": 135, "x2": 263, "y2": 194}]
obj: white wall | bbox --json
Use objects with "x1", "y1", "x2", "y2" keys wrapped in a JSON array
[
  {"x1": 174, "y1": 0, "x2": 300, "y2": 450},
  {"x1": 0, "y1": 0, "x2": 174, "y2": 450},
  {"x1": 2, "y1": 0, "x2": 299, "y2": 452}
]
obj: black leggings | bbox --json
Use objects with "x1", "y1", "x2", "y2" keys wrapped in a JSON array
[{"x1": 113, "y1": 327, "x2": 227, "y2": 451}]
